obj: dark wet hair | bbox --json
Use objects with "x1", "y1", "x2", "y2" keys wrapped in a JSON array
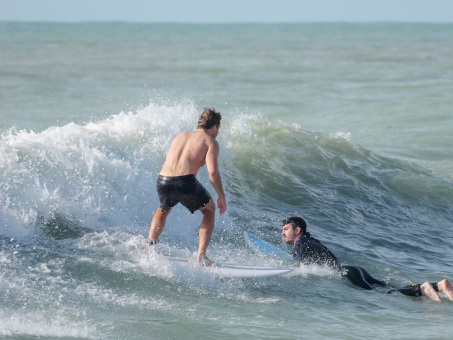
[
  {"x1": 197, "y1": 108, "x2": 222, "y2": 130},
  {"x1": 282, "y1": 216, "x2": 307, "y2": 234}
]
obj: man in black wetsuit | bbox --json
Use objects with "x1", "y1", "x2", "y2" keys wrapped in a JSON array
[{"x1": 282, "y1": 216, "x2": 453, "y2": 302}]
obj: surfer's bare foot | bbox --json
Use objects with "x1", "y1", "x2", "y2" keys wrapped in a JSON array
[
  {"x1": 144, "y1": 239, "x2": 157, "y2": 254},
  {"x1": 420, "y1": 282, "x2": 441, "y2": 302},
  {"x1": 437, "y1": 279, "x2": 453, "y2": 300},
  {"x1": 197, "y1": 255, "x2": 214, "y2": 267}
]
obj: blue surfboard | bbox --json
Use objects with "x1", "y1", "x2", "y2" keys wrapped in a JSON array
[{"x1": 244, "y1": 231, "x2": 293, "y2": 261}]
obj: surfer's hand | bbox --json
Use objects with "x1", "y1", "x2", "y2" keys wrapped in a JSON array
[{"x1": 217, "y1": 196, "x2": 227, "y2": 215}]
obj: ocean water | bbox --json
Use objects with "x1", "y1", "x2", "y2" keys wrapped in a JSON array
[{"x1": 1, "y1": 22, "x2": 453, "y2": 339}]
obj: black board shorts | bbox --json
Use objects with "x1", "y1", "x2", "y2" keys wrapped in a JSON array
[{"x1": 156, "y1": 174, "x2": 212, "y2": 214}]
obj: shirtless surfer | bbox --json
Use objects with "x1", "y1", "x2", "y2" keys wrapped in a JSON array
[{"x1": 148, "y1": 108, "x2": 227, "y2": 266}]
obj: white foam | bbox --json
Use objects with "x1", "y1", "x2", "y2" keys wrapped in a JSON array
[
  {"x1": 288, "y1": 263, "x2": 340, "y2": 278},
  {"x1": 328, "y1": 131, "x2": 352, "y2": 142},
  {"x1": 0, "y1": 100, "x2": 239, "y2": 240},
  {"x1": 0, "y1": 312, "x2": 98, "y2": 339}
]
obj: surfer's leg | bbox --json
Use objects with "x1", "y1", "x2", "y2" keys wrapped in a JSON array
[
  {"x1": 197, "y1": 199, "x2": 216, "y2": 266},
  {"x1": 148, "y1": 205, "x2": 172, "y2": 243},
  {"x1": 342, "y1": 265, "x2": 388, "y2": 290},
  {"x1": 437, "y1": 279, "x2": 453, "y2": 300},
  {"x1": 420, "y1": 282, "x2": 441, "y2": 302}
]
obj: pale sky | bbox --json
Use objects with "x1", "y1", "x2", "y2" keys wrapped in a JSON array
[{"x1": 1, "y1": 0, "x2": 452, "y2": 23}]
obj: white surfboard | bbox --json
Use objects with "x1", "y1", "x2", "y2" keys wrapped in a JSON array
[
  {"x1": 244, "y1": 231, "x2": 294, "y2": 261},
  {"x1": 168, "y1": 256, "x2": 293, "y2": 279}
]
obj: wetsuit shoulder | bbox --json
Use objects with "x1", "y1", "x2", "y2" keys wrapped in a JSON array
[{"x1": 293, "y1": 233, "x2": 341, "y2": 268}]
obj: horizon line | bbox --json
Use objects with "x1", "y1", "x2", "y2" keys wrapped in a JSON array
[{"x1": 1, "y1": 19, "x2": 453, "y2": 24}]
